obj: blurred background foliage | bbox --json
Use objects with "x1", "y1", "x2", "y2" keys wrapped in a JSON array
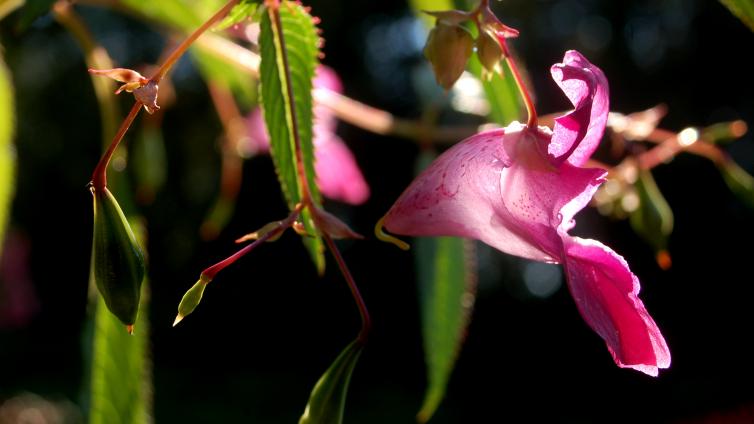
[{"x1": 2, "y1": 0, "x2": 754, "y2": 422}]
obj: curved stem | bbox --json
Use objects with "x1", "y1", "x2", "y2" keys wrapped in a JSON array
[
  {"x1": 323, "y1": 234, "x2": 371, "y2": 343},
  {"x1": 90, "y1": 101, "x2": 141, "y2": 189},
  {"x1": 501, "y1": 41, "x2": 537, "y2": 128}
]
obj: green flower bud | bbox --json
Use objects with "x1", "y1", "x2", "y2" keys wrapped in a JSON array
[
  {"x1": 173, "y1": 274, "x2": 210, "y2": 326},
  {"x1": 424, "y1": 22, "x2": 473, "y2": 90},
  {"x1": 91, "y1": 186, "x2": 146, "y2": 328},
  {"x1": 476, "y1": 31, "x2": 504, "y2": 79}
]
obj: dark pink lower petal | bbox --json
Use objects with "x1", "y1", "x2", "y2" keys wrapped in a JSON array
[{"x1": 562, "y1": 236, "x2": 670, "y2": 376}]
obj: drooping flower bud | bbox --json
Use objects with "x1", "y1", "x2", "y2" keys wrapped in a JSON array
[
  {"x1": 476, "y1": 30, "x2": 504, "y2": 79},
  {"x1": 423, "y1": 21, "x2": 473, "y2": 90},
  {"x1": 91, "y1": 186, "x2": 146, "y2": 330}
]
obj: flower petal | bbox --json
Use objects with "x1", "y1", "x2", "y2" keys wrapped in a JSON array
[
  {"x1": 314, "y1": 130, "x2": 370, "y2": 205},
  {"x1": 549, "y1": 50, "x2": 609, "y2": 167},
  {"x1": 562, "y1": 236, "x2": 671, "y2": 376},
  {"x1": 385, "y1": 127, "x2": 556, "y2": 262},
  {"x1": 499, "y1": 124, "x2": 607, "y2": 259}
]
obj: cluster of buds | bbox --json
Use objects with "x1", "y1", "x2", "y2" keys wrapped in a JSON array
[{"x1": 423, "y1": 0, "x2": 519, "y2": 90}]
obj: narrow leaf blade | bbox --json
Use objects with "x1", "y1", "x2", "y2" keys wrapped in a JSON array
[
  {"x1": 259, "y1": 2, "x2": 325, "y2": 272},
  {"x1": 299, "y1": 340, "x2": 364, "y2": 424},
  {"x1": 468, "y1": 54, "x2": 522, "y2": 125},
  {"x1": 0, "y1": 54, "x2": 15, "y2": 255},
  {"x1": 414, "y1": 152, "x2": 476, "y2": 423},
  {"x1": 86, "y1": 284, "x2": 152, "y2": 424},
  {"x1": 720, "y1": 0, "x2": 754, "y2": 32}
]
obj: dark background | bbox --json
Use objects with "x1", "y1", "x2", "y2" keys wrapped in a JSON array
[{"x1": 2, "y1": 0, "x2": 754, "y2": 422}]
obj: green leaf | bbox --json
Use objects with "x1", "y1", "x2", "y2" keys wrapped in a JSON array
[
  {"x1": 132, "y1": 124, "x2": 167, "y2": 203},
  {"x1": 720, "y1": 0, "x2": 754, "y2": 32},
  {"x1": 299, "y1": 340, "x2": 363, "y2": 424},
  {"x1": 0, "y1": 53, "x2": 15, "y2": 255},
  {"x1": 259, "y1": 2, "x2": 324, "y2": 273},
  {"x1": 192, "y1": 48, "x2": 256, "y2": 109},
  {"x1": 629, "y1": 169, "x2": 674, "y2": 256},
  {"x1": 414, "y1": 152, "x2": 476, "y2": 423},
  {"x1": 719, "y1": 157, "x2": 754, "y2": 209},
  {"x1": 85, "y1": 278, "x2": 152, "y2": 424},
  {"x1": 468, "y1": 54, "x2": 522, "y2": 125},
  {"x1": 0, "y1": 0, "x2": 24, "y2": 21},
  {"x1": 118, "y1": 0, "x2": 217, "y2": 30},
  {"x1": 216, "y1": 0, "x2": 259, "y2": 30}
]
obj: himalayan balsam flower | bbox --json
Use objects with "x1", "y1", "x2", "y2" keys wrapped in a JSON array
[
  {"x1": 247, "y1": 65, "x2": 370, "y2": 205},
  {"x1": 382, "y1": 51, "x2": 670, "y2": 376}
]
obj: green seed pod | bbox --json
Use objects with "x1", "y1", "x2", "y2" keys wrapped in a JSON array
[{"x1": 91, "y1": 186, "x2": 145, "y2": 328}]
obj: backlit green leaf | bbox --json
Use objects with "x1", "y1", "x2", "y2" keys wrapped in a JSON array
[
  {"x1": 720, "y1": 0, "x2": 754, "y2": 32},
  {"x1": 468, "y1": 54, "x2": 522, "y2": 125},
  {"x1": 259, "y1": 2, "x2": 324, "y2": 273},
  {"x1": 299, "y1": 339, "x2": 363, "y2": 424},
  {"x1": 414, "y1": 152, "x2": 476, "y2": 423},
  {"x1": 85, "y1": 285, "x2": 152, "y2": 424},
  {"x1": 0, "y1": 53, "x2": 15, "y2": 254}
]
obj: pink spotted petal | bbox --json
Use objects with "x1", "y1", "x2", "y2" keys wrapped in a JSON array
[
  {"x1": 500, "y1": 123, "x2": 607, "y2": 258},
  {"x1": 562, "y1": 236, "x2": 671, "y2": 376},
  {"x1": 548, "y1": 50, "x2": 609, "y2": 167},
  {"x1": 385, "y1": 127, "x2": 553, "y2": 262}
]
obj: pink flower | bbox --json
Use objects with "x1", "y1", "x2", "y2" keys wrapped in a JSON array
[
  {"x1": 382, "y1": 51, "x2": 670, "y2": 376},
  {"x1": 246, "y1": 66, "x2": 370, "y2": 205}
]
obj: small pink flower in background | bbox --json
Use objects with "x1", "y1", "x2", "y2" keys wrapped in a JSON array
[
  {"x1": 382, "y1": 50, "x2": 670, "y2": 376},
  {"x1": 247, "y1": 65, "x2": 370, "y2": 205}
]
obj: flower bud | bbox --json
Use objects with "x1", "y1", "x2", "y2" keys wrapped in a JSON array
[
  {"x1": 476, "y1": 31, "x2": 504, "y2": 79},
  {"x1": 134, "y1": 81, "x2": 160, "y2": 114},
  {"x1": 91, "y1": 186, "x2": 145, "y2": 329},
  {"x1": 424, "y1": 22, "x2": 473, "y2": 90},
  {"x1": 173, "y1": 274, "x2": 210, "y2": 326}
]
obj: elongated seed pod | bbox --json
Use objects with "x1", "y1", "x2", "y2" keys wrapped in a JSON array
[{"x1": 91, "y1": 186, "x2": 145, "y2": 328}]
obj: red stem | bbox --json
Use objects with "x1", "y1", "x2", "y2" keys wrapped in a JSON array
[
  {"x1": 501, "y1": 41, "x2": 538, "y2": 128},
  {"x1": 323, "y1": 234, "x2": 371, "y2": 343},
  {"x1": 201, "y1": 204, "x2": 304, "y2": 280},
  {"x1": 90, "y1": 101, "x2": 141, "y2": 189}
]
